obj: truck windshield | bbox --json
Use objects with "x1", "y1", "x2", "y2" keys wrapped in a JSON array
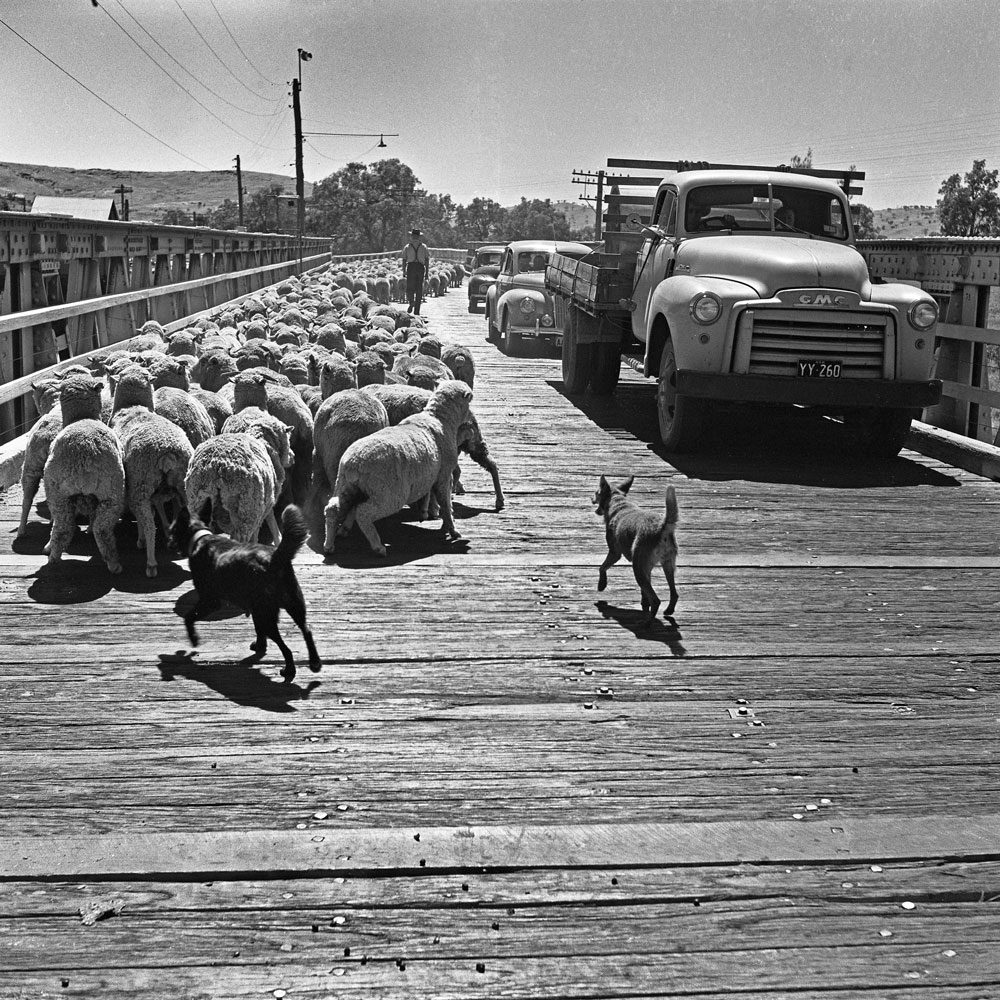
[
  {"x1": 684, "y1": 184, "x2": 849, "y2": 240},
  {"x1": 476, "y1": 251, "x2": 502, "y2": 267}
]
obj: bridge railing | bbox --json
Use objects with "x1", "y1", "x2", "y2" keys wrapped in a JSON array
[
  {"x1": 0, "y1": 210, "x2": 331, "y2": 442},
  {"x1": 859, "y1": 237, "x2": 1000, "y2": 444}
]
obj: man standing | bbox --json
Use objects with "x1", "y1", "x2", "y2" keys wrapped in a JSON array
[{"x1": 401, "y1": 228, "x2": 430, "y2": 315}]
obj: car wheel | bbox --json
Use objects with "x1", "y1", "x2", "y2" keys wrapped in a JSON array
[
  {"x1": 486, "y1": 302, "x2": 500, "y2": 342},
  {"x1": 501, "y1": 313, "x2": 522, "y2": 356},
  {"x1": 468, "y1": 298, "x2": 478, "y2": 313},
  {"x1": 561, "y1": 305, "x2": 593, "y2": 392},
  {"x1": 656, "y1": 337, "x2": 706, "y2": 451}
]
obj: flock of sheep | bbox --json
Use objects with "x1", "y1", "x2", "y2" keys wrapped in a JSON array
[{"x1": 16, "y1": 255, "x2": 505, "y2": 576}]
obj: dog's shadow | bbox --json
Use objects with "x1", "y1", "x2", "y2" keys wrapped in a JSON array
[
  {"x1": 157, "y1": 650, "x2": 320, "y2": 712},
  {"x1": 595, "y1": 600, "x2": 688, "y2": 656}
]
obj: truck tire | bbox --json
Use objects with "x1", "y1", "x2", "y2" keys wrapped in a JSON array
[
  {"x1": 589, "y1": 341, "x2": 622, "y2": 396},
  {"x1": 656, "y1": 337, "x2": 705, "y2": 451},
  {"x1": 501, "y1": 313, "x2": 523, "y2": 356},
  {"x1": 846, "y1": 407, "x2": 915, "y2": 460},
  {"x1": 561, "y1": 305, "x2": 593, "y2": 393}
]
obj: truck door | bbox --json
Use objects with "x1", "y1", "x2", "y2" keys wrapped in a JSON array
[{"x1": 630, "y1": 187, "x2": 677, "y2": 343}]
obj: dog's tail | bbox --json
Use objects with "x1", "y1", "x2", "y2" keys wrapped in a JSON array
[
  {"x1": 274, "y1": 504, "x2": 308, "y2": 565},
  {"x1": 662, "y1": 485, "x2": 679, "y2": 531}
]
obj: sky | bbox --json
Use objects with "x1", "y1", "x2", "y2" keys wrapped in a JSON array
[{"x1": 0, "y1": 0, "x2": 997, "y2": 210}]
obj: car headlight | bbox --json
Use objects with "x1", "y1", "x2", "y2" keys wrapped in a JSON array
[
  {"x1": 690, "y1": 291, "x2": 722, "y2": 324},
  {"x1": 908, "y1": 299, "x2": 938, "y2": 330},
  {"x1": 518, "y1": 296, "x2": 536, "y2": 315},
  {"x1": 541, "y1": 313, "x2": 554, "y2": 327}
]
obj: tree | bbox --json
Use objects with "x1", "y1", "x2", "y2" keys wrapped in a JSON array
[
  {"x1": 206, "y1": 198, "x2": 241, "y2": 230},
  {"x1": 937, "y1": 159, "x2": 1000, "y2": 237},
  {"x1": 852, "y1": 203, "x2": 880, "y2": 239},
  {"x1": 454, "y1": 197, "x2": 507, "y2": 242},
  {"x1": 497, "y1": 198, "x2": 572, "y2": 242},
  {"x1": 789, "y1": 148, "x2": 813, "y2": 169},
  {"x1": 246, "y1": 182, "x2": 287, "y2": 233},
  {"x1": 160, "y1": 208, "x2": 192, "y2": 226},
  {"x1": 307, "y1": 159, "x2": 422, "y2": 253}
]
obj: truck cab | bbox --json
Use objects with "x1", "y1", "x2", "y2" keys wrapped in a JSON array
[{"x1": 629, "y1": 168, "x2": 940, "y2": 454}]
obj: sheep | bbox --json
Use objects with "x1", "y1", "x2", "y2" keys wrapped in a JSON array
[
  {"x1": 110, "y1": 367, "x2": 193, "y2": 577},
  {"x1": 17, "y1": 377, "x2": 65, "y2": 537},
  {"x1": 42, "y1": 374, "x2": 126, "y2": 573},
  {"x1": 323, "y1": 380, "x2": 472, "y2": 557},
  {"x1": 230, "y1": 371, "x2": 314, "y2": 507},
  {"x1": 319, "y1": 355, "x2": 357, "y2": 399},
  {"x1": 185, "y1": 422, "x2": 291, "y2": 545},
  {"x1": 392, "y1": 353, "x2": 452, "y2": 384},
  {"x1": 441, "y1": 343, "x2": 475, "y2": 388},
  {"x1": 415, "y1": 335, "x2": 443, "y2": 360},
  {"x1": 154, "y1": 386, "x2": 215, "y2": 449},
  {"x1": 362, "y1": 384, "x2": 505, "y2": 511},
  {"x1": 354, "y1": 350, "x2": 387, "y2": 388},
  {"x1": 308, "y1": 389, "x2": 389, "y2": 535}
]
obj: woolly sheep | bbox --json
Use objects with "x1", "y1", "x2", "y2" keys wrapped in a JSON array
[
  {"x1": 43, "y1": 374, "x2": 126, "y2": 573},
  {"x1": 154, "y1": 386, "x2": 215, "y2": 449},
  {"x1": 308, "y1": 389, "x2": 388, "y2": 535},
  {"x1": 323, "y1": 380, "x2": 472, "y2": 557},
  {"x1": 17, "y1": 377, "x2": 64, "y2": 537},
  {"x1": 111, "y1": 367, "x2": 193, "y2": 577},
  {"x1": 185, "y1": 424, "x2": 291, "y2": 545},
  {"x1": 441, "y1": 343, "x2": 475, "y2": 388}
]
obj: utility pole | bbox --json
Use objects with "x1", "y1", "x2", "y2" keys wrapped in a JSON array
[
  {"x1": 233, "y1": 155, "x2": 245, "y2": 228},
  {"x1": 293, "y1": 48, "x2": 311, "y2": 239},
  {"x1": 292, "y1": 77, "x2": 304, "y2": 236},
  {"x1": 114, "y1": 183, "x2": 132, "y2": 221}
]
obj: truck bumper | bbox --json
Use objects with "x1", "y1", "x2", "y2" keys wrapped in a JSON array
[{"x1": 676, "y1": 371, "x2": 942, "y2": 409}]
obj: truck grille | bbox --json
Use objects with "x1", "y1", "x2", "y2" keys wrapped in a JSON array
[{"x1": 746, "y1": 309, "x2": 889, "y2": 379}]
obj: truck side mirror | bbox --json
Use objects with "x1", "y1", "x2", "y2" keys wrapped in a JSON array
[{"x1": 640, "y1": 224, "x2": 664, "y2": 240}]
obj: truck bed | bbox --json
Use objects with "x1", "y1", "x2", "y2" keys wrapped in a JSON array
[{"x1": 545, "y1": 251, "x2": 636, "y2": 315}]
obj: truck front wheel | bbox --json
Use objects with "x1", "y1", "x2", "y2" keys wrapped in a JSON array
[
  {"x1": 590, "y1": 341, "x2": 622, "y2": 396},
  {"x1": 561, "y1": 305, "x2": 593, "y2": 393},
  {"x1": 844, "y1": 407, "x2": 915, "y2": 460},
  {"x1": 656, "y1": 338, "x2": 706, "y2": 451}
]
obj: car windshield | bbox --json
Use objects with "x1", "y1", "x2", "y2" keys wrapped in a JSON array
[
  {"x1": 476, "y1": 251, "x2": 502, "y2": 267},
  {"x1": 517, "y1": 251, "x2": 551, "y2": 272},
  {"x1": 684, "y1": 184, "x2": 849, "y2": 240}
]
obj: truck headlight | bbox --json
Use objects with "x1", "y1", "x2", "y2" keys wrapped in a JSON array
[
  {"x1": 690, "y1": 291, "x2": 722, "y2": 324},
  {"x1": 908, "y1": 300, "x2": 938, "y2": 330},
  {"x1": 518, "y1": 296, "x2": 535, "y2": 315},
  {"x1": 541, "y1": 313, "x2": 554, "y2": 327}
]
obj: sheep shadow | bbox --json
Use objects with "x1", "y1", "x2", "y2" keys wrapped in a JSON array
[
  {"x1": 27, "y1": 559, "x2": 115, "y2": 605},
  {"x1": 316, "y1": 514, "x2": 473, "y2": 568},
  {"x1": 595, "y1": 599, "x2": 688, "y2": 656},
  {"x1": 551, "y1": 379, "x2": 960, "y2": 490},
  {"x1": 157, "y1": 651, "x2": 320, "y2": 713}
]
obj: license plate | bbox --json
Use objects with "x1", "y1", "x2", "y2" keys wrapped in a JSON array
[{"x1": 798, "y1": 360, "x2": 842, "y2": 378}]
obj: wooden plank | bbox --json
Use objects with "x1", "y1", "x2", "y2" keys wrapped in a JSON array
[{"x1": 5, "y1": 813, "x2": 999, "y2": 878}]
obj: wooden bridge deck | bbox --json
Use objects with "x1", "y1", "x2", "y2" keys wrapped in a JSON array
[{"x1": 2, "y1": 286, "x2": 999, "y2": 998}]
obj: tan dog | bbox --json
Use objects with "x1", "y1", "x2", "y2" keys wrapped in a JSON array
[{"x1": 594, "y1": 475, "x2": 679, "y2": 625}]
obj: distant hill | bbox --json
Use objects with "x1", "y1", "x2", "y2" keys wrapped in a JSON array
[
  {"x1": 872, "y1": 205, "x2": 938, "y2": 238},
  {"x1": 0, "y1": 161, "x2": 309, "y2": 223},
  {"x1": 553, "y1": 199, "x2": 596, "y2": 233}
]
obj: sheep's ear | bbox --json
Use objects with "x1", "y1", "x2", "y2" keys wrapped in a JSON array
[{"x1": 283, "y1": 422, "x2": 295, "y2": 438}]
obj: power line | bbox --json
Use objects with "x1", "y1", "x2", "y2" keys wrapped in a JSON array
[
  {"x1": 173, "y1": 0, "x2": 275, "y2": 103},
  {"x1": 114, "y1": 0, "x2": 281, "y2": 118},
  {"x1": 208, "y1": 0, "x2": 278, "y2": 87},
  {"x1": 96, "y1": 2, "x2": 286, "y2": 151},
  {"x1": 0, "y1": 16, "x2": 211, "y2": 169}
]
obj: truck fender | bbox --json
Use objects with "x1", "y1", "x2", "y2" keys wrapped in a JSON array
[{"x1": 643, "y1": 275, "x2": 759, "y2": 375}]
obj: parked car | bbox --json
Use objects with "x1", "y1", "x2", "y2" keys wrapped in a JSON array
[
  {"x1": 485, "y1": 240, "x2": 592, "y2": 355},
  {"x1": 467, "y1": 244, "x2": 505, "y2": 313}
]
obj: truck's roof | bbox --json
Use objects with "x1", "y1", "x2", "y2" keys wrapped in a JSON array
[{"x1": 666, "y1": 170, "x2": 848, "y2": 198}]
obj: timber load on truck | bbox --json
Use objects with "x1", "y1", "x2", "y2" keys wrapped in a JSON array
[{"x1": 546, "y1": 157, "x2": 942, "y2": 458}]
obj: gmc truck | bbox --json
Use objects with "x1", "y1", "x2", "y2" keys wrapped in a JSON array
[{"x1": 546, "y1": 161, "x2": 941, "y2": 457}]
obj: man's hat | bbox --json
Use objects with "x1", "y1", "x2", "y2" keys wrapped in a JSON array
[{"x1": 409, "y1": 228, "x2": 422, "y2": 237}]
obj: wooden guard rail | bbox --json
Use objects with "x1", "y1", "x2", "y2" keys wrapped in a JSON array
[
  {"x1": 0, "y1": 210, "x2": 331, "y2": 443},
  {"x1": 859, "y1": 237, "x2": 1000, "y2": 443}
]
